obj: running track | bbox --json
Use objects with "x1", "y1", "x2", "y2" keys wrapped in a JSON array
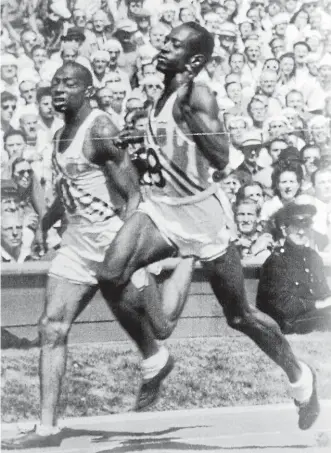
[{"x1": 2, "y1": 402, "x2": 331, "y2": 452}]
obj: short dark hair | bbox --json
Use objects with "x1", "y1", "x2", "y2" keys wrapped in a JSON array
[
  {"x1": 293, "y1": 41, "x2": 311, "y2": 52},
  {"x1": 132, "y1": 110, "x2": 148, "y2": 127},
  {"x1": 54, "y1": 62, "x2": 93, "y2": 88},
  {"x1": 182, "y1": 22, "x2": 214, "y2": 61},
  {"x1": 3, "y1": 129, "x2": 27, "y2": 144},
  {"x1": 271, "y1": 161, "x2": 303, "y2": 196},
  {"x1": 1, "y1": 91, "x2": 17, "y2": 104},
  {"x1": 37, "y1": 87, "x2": 52, "y2": 103}
]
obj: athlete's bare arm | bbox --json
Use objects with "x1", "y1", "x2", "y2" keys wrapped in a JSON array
[
  {"x1": 90, "y1": 115, "x2": 142, "y2": 219},
  {"x1": 179, "y1": 83, "x2": 229, "y2": 171}
]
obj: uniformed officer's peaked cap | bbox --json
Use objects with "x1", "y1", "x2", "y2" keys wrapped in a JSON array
[{"x1": 275, "y1": 202, "x2": 317, "y2": 228}]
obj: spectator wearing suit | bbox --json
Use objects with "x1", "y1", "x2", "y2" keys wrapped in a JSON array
[{"x1": 256, "y1": 202, "x2": 331, "y2": 334}]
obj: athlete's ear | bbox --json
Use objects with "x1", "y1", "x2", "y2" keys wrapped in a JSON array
[
  {"x1": 188, "y1": 54, "x2": 206, "y2": 74},
  {"x1": 85, "y1": 85, "x2": 96, "y2": 98}
]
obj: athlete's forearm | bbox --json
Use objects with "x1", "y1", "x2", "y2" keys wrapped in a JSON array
[
  {"x1": 181, "y1": 107, "x2": 229, "y2": 171},
  {"x1": 41, "y1": 197, "x2": 65, "y2": 232}
]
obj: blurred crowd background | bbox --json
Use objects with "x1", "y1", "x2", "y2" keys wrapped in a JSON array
[{"x1": 1, "y1": 0, "x2": 331, "y2": 264}]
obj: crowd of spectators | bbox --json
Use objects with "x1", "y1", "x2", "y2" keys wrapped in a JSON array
[{"x1": 1, "y1": 0, "x2": 331, "y2": 267}]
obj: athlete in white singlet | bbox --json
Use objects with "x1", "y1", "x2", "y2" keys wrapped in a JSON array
[
  {"x1": 2, "y1": 62, "x2": 194, "y2": 450},
  {"x1": 98, "y1": 23, "x2": 320, "y2": 428}
]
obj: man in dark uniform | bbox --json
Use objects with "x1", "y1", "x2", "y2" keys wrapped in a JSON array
[{"x1": 257, "y1": 202, "x2": 331, "y2": 334}]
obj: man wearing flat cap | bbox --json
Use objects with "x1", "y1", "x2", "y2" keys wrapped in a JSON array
[
  {"x1": 237, "y1": 130, "x2": 265, "y2": 175},
  {"x1": 257, "y1": 202, "x2": 331, "y2": 334}
]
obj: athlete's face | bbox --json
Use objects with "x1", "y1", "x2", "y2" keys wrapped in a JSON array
[
  {"x1": 156, "y1": 26, "x2": 201, "y2": 74},
  {"x1": 51, "y1": 66, "x2": 88, "y2": 113}
]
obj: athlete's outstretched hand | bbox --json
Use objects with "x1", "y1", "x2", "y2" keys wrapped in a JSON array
[{"x1": 114, "y1": 128, "x2": 145, "y2": 149}]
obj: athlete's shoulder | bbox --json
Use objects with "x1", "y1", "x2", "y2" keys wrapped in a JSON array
[
  {"x1": 190, "y1": 81, "x2": 219, "y2": 116},
  {"x1": 90, "y1": 110, "x2": 120, "y2": 141}
]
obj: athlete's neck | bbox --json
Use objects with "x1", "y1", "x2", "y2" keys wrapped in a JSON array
[{"x1": 64, "y1": 103, "x2": 92, "y2": 126}]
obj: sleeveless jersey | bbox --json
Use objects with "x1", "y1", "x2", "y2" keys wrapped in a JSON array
[
  {"x1": 144, "y1": 89, "x2": 213, "y2": 201},
  {"x1": 52, "y1": 109, "x2": 117, "y2": 225}
]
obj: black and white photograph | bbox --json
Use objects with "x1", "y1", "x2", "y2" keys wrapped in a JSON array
[{"x1": 1, "y1": 0, "x2": 331, "y2": 451}]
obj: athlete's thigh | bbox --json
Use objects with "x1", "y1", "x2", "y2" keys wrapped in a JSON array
[
  {"x1": 43, "y1": 276, "x2": 98, "y2": 325},
  {"x1": 101, "y1": 211, "x2": 175, "y2": 281},
  {"x1": 202, "y1": 244, "x2": 250, "y2": 317}
]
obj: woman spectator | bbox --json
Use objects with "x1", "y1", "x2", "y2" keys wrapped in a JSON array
[
  {"x1": 289, "y1": 8, "x2": 310, "y2": 35},
  {"x1": 224, "y1": 0, "x2": 238, "y2": 22},
  {"x1": 260, "y1": 160, "x2": 304, "y2": 221},
  {"x1": 178, "y1": 2, "x2": 196, "y2": 23}
]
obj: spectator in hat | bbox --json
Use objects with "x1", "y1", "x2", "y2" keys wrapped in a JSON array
[
  {"x1": 0, "y1": 54, "x2": 19, "y2": 98},
  {"x1": 261, "y1": 157, "x2": 304, "y2": 221},
  {"x1": 132, "y1": 8, "x2": 152, "y2": 45},
  {"x1": 217, "y1": 22, "x2": 238, "y2": 55},
  {"x1": 70, "y1": 10, "x2": 99, "y2": 58},
  {"x1": 59, "y1": 25, "x2": 97, "y2": 64},
  {"x1": 237, "y1": 130, "x2": 265, "y2": 176},
  {"x1": 257, "y1": 201, "x2": 331, "y2": 334},
  {"x1": 113, "y1": 19, "x2": 139, "y2": 77},
  {"x1": 90, "y1": 50, "x2": 111, "y2": 88},
  {"x1": 243, "y1": 39, "x2": 263, "y2": 83}
]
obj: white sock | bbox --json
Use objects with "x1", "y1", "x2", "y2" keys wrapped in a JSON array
[
  {"x1": 35, "y1": 424, "x2": 61, "y2": 436},
  {"x1": 142, "y1": 346, "x2": 169, "y2": 380},
  {"x1": 289, "y1": 362, "x2": 313, "y2": 404}
]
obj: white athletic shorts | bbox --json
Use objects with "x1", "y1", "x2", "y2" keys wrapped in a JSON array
[
  {"x1": 48, "y1": 216, "x2": 152, "y2": 287},
  {"x1": 139, "y1": 187, "x2": 236, "y2": 262}
]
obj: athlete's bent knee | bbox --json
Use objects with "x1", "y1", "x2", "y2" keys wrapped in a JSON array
[
  {"x1": 226, "y1": 310, "x2": 254, "y2": 331},
  {"x1": 38, "y1": 315, "x2": 70, "y2": 346}
]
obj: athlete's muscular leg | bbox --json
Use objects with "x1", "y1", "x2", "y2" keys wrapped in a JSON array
[
  {"x1": 39, "y1": 277, "x2": 97, "y2": 427},
  {"x1": 202, "y1": 245, "x2": 302, "y2": 383},
  {"x1": 98, "y1": 212, "x2": 179, "y2": 345}
]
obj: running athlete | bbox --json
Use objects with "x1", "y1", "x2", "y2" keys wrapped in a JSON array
[
  {"x1": 2, "y1": 62, "x2": 194, "y2": 450},
  {"x1": 98, "y1": 23, "x2": 320, "y2": 428}
]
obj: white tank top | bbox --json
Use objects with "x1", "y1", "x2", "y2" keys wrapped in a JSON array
[
  {"x1": 53, "y1": 109, "x2": 117, "y2": 225},
  {"x1": 145, "y1": 89, "x2": 213, "y2": 202}
]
